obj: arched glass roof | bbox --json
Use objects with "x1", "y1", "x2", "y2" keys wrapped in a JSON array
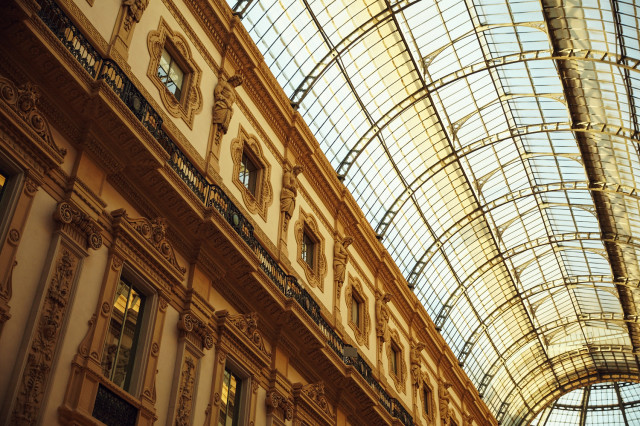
[
  {"x1": 531, "y1": 382, "x2": 640, "y2": 425},
  {"x1": 229, "y1": 0, "x2": 640, "y2": 423}
]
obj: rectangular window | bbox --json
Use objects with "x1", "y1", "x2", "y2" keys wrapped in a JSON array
[
  {"x1": 219, "y1": 367, "x2": 243, "y2": 426},
  {"x1": 351, "y1": 295, "x2": 360, "y2": 326},
  {"x1": 102, "y1": 276, "x2": 147, "y2": 392},
  {"x1": 391, "y1": 345, "x2": 399, "y2": 376},
  {"x1": 301, "y1": 231, "x2": 315, "y2": 268},
  {"x1": 423, "y1": 385, "x2": 431, "y2": 415},
  {"x1": 238, "y1": 152, "x2": 258, "y2": 195},
  {"x1": 157, "y1": 48, "x2": 184, "y2": 100}
]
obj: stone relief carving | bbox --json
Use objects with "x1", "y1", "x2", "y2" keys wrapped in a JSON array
[
  {"x1": 280, "y1": 164, "x2": 303, "y2": 230},
  {"x1": 212, "y1": 74, "x2": 243, "y2": 144},
  {"x1": 175, "y1": 356, "x2": 196, "y2": 426},
  {"x1": 122, "y1": 0, "x2": 148, "y2": 31},
  {"x1": 228, "y1": 312, "x2": 270, "y2": 357},
  {"x1": 117, "y1": 210, "x2": 186, "y2": 273},
  {"x1": 333, "y1": 235, "x2": 352, "y2": 297},
  {"x1": 375, "y1": 290, "x2": 391, "y2": 343},
  {"x1": 0, "y1": 75, "x2": 66, "y2": 158},
  {"x1": 439, "y1": 379, "x2": 452, "y2": 425},
  {"x1": 410, "y1": 341, "x2": 426, "y2": 388},
  {"x1": 10, "y1": 249, "x2": 79, "y2": 426},
  {"x1": 266, "y1": 390, "x2": 294, "y2": 421},
  {"x1": 178, "y1": 312, "x2": 214, "y2": 350}
]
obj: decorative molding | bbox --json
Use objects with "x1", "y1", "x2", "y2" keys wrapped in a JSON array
[
  {"x1": 421, "y1": 375, "x2": 435, "y2": 423},
  {"x1": 345, "y1": 274, "x2": 370, "y2": 348},
  {"x1": 146, "y1": 18, "x2": 203, "y2": 128},
  {"x1": 53, "y1": 201, "x2": 103, "y2": 250},
  {"x1": 228, "y1": 312, "x2": 270, "y2": 358},
  {"x1": 175, "y1": 356, "x2": 196, "y2": 426},
  {"x1": 294, "y1": 209, "x2": 327, "y2": 291},
  {"x1": 386, "y1": 329, "x2": 407, "y2": 394},
  {"x1": 230, "y1": 126, "x2": 273, "y2": 222},
  {"x1": 120, "y1": 211, "x2": 186, "y2": 273},
  {"x1": 266, "y1": 390, "x2": 294, "y2": 421},
  {"x1": 0, "y1": 75, "x2": 66, "y2": 159},
  {"x1": 10, "y1": 248, "x2": 80, "y2": 425},
  {"x1": 178, "y1": 312, "x2": 214, "y2": 350},
  {"x1": 122, "y1": 0, "x2": 148, "y2": 32}
]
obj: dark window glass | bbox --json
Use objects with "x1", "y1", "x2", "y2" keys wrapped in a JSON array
[
  {"x1": 239, "y1": 152, "x2": 258, "y2": 194},
  {"x1": 301, "y1": 231, "x2": 314, "y2": 268},
  {"x1": 424, "y1": 386, "x2": 431, "y2": 415},
  {"x1": 102, "y1": 277, "x2": 146, "y2": 392},
  {"x1": 157, "y1": 48, "x2": 184, "y2": 100},
  {"x1": 219, "y1": 367, "x2": 243, "y2": 426},
  {"x1": 391, "y1": 345, "x2": 399, "y2": 376},
  {"x1": 351, "y1": 295, "x2": 360, "y2": 326}
]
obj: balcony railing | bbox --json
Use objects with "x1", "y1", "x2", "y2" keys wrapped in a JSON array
[{"x1": 36, "y1": 1, "x2": 413, "y2": 423}]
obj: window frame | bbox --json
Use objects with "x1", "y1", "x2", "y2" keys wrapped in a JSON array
[
  {"x1": 146, "y1": 18, "x2": 203, "y2": 128},
  {"x1": 345, "y1": 275, "x2": 370, "y2": 347},
  {"x1": 422, "y1": 380, "x2": 434, "y2": 421},
  {"x1": 218, "y1": 358, "x2": 251, "y2": 426},
  {"x1": 294, "y1": 209, "x2": 327, "y2": 290},
  {"x1": 101, "y1": 265, "x2": 157, "y2": 397},
  {"x1": 157, "y1": 46, "x2": 186, "y2": 101},
  {"x1": 0, "y1": 160, "x2": 24, "y2": 246},
  {"x1": 385, "y1": 329, "x2": 407, "y2": 393},
  {"x1": 230, "y1": 127, "x2": 273, "y2": 221}
]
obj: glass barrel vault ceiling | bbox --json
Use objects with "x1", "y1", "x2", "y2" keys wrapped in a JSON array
[{"x1": 228, "y1": 0, "x2": 640, "y2": 423}]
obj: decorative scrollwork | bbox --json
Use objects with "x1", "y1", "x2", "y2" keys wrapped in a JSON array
[
  {"x1": 8, "y1": 229, "x2": 20, "y2": 245},
  {"x1": 0, "y1": 75, "x2": 66, "y2": 158},
  {"x1": 228, "y1": 312, "x2": 270, "y2": 357},
  {"x1": 53, "y1": 202, "x2": 103, "y2": 250},
  {"x1": 265, "y1": 390, "x2": 294, "y2": 421},
  {"x1": 122, "y1": 213, "x2": 185, "y2": 273},
  {"x1": 178, "y1": 312, "x2": 214, "y2": 350}
]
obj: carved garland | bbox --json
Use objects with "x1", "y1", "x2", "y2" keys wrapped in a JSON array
[
  {"x1": 147, "y1": 18, "x2": 203, "y2": 128},
  {"x1": 386, "y1": 329, "x2": 407, "y2": 394},
  {"x1": 294, "y1": 209, "x2": 327, "y2": 291},
  {"x1": 345, "y1": 275, "x2": 370, "y2": 348},
  {"x1": 230, "y1": 126, "x2": 273, "y2": 222}
]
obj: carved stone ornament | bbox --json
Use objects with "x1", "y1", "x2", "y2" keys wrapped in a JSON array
[
  {"x1": 301, "y1": 382, "x2": 334, "y2": 417},
  {"x1": 438, "y1": 379, "x2": 452, "y2": 425},
  {"x1": 333, "y1": 235, "x2": 352, "y2": 293},
  {"x1": 0, "y1": 75, "x2": 66, "y2": 158},
  {"x1": 54, "y1": 202, "x2": 103, "y2": 250},
  {"x1": 375, "y1": 290, "x2": 391, "y2": 342},
  {"x1": 122, "y1": 0, "x2": 148, "y2": 31},
  {"x1": 228, "y1": 312, "x2": 270, "y2": 357},
  {"x1": 410, "y1": 341, "x2": 426, "y2": 388},
  {"x1": 175, "y1": 356, "x2": 196, "y2": 426},
  {"x1": 10, "y1": 249, "x2": 79, "y2": 426},
  {"x1": 212, "y1": 74, "x2": 243, "y2": 141},
  {"x1": 266, "y1": 390, "x2": 294, "y2": 421},
  {"x1": 146, "y1": 18, "x2": 203, "y2": 128},
  {"x1": 178, "y1": 312, "x2": 214, "y2": 350},
  {"x1": 124, "y1": 214, "x2": 186, "y2": 273},
  {"x1": 280, "y1": 164, "x2": 303, "y2": 230}
]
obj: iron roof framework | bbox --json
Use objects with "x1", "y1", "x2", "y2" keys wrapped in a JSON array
[{"x1": 230, "y1": 0, "x2": 640, "y2": 423}]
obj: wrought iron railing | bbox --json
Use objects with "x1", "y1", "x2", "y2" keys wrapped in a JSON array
[
  {"x1": 36, "y1": 1, "x2": 413, "y2": 423},
  {"x1": 92, "y1": 384, "x2": 137, "y2": 426}
]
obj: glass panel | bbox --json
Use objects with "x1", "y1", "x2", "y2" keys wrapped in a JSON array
[
  {"x1": 302, "y1": 232, "x2": 314, "y2": 268},
  {"x1": 219, "y1": 368, "x2": 243, "y2": 426},
  {"x1": 102, "y1": 277, "x2": 145, "y2": 392},
  {"x1": 351, "y1": 295, "x2": 359, "y2": 326},
  {"x1": 239, "y1": 153, "x2": 257, "y2": 194}
]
